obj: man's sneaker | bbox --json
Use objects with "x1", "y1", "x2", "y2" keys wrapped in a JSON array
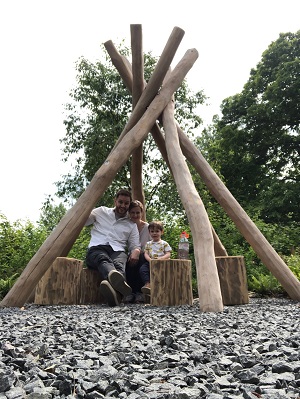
[
  {"x1": 99, "y1": 280, "x2": 120, "y2": 307},
  {"x1": 108, "y1": 270, "x2": 132, "y2": 297},
  {"x1": 141, "y1": 282, "x2": 151, "y2": 295}
]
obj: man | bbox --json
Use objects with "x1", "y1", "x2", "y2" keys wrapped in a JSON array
[{"x1": 85, "y1": 189, "x2": 141, "y2": 306}]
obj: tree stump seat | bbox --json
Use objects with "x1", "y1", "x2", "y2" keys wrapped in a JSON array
[
  {"x1": 34, "y1": 257, "x2": 104, "y2": 305},
  {"x1": 150, "y1": 259, "x2": 193, "y2": 306},
  {"x1": 216, "y1": 256, "x2": 249, "y2": 305},
  {"x1": 34, "y1": 256, "x2": 248, "y2": 307},
  {"x1": 34, "y1": 257, "x2": 194, "y2": 306}
]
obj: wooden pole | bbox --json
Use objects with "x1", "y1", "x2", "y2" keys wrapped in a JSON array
[
  {"x1": 130, "y1": 24, "x2": 145, "y2": 214},
  {"x1": 163, "y1": 97, "x2": 223, "y2": 312},
  {"x1": 0, "y1": 48, "x2": 198, "y2": 308},
  {"x1": 177, "y1": 125, "x2": 300, "y2": 301}
]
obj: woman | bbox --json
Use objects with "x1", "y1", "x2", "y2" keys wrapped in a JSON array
[{"x1": 125, "y1": 200, "x2": 150, "y2": 303}]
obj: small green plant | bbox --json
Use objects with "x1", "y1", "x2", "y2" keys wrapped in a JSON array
[
  {"x1": 248, "y1": 273, "x2": 284, "y2": 296},
  {"x1": 0, "y1": 274, "x2": 19, "y2": 300},
  {"x1": 283, "y1": 252, "x2": 300, "y2": 280}
]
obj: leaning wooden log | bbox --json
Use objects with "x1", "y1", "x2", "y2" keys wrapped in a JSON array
[
  {"x1": 104, "y1": 42, "x2": 228, "y2": 257},
  {"x1": 177, "y1": 125, "x2": 300, "y2": 301},
  {"x1": 163, "y1": 98, "x2": 223, "y2": 312},
  {"x1": 212, "y1": 226, "x2": 228, "y2": 256},
  {"x1": 0, "y1": 48, "x2": 198, "y2": 308},
  {"x1": 150, "y1": 259, "x2": 193, "y2": 306}
]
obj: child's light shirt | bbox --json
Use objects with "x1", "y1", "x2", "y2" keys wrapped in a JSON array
[{"x1": 145, "y1": 240, "x2": 171, "y2": 258}]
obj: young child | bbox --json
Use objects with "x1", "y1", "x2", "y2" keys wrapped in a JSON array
[{"x1": 140, "y1": 221, "x2": 171, "y2": 295}]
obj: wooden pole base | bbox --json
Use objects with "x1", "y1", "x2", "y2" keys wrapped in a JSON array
[
  {"x1": 150, "y1": 259, "x2": 193, "y2": 306},
  {"x1": 216, "y1": 256, "x2": 249, "y2": 305}
]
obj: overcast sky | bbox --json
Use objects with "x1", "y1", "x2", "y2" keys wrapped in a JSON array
[{"x1": 1, "y1": 0, "x2": 300, "y2": 223}]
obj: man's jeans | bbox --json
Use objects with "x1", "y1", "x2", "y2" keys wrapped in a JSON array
[{"x1": 86, "y1": 245, "x2": 128, "y2": 280}]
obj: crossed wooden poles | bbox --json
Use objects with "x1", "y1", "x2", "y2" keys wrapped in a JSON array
[{"x1": 1, "y1": 25, "x2": 299, "y2": 310}]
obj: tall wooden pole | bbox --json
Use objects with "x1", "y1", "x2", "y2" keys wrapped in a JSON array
[
  {"x1": 163, "y1": 98, "x2": 223, "y2": 312},
  {"x1": 130, "y1": 24, "x2": 145, "y2": 214}
]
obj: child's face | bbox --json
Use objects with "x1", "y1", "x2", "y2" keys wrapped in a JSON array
[{"x1": 149, "y1": 227, "x2": 163, "y2": 242}]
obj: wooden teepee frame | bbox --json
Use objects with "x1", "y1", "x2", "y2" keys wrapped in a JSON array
[{"x1": 1, "y1": 26, "x2": 300, "y2": 311}]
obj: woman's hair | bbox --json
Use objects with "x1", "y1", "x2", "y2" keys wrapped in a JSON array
[{"x1": 129, "y1": 200, "x2": 144, "y2": 212}]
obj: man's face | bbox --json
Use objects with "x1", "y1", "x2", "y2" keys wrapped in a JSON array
[{"x1": 114, "y1": 195, "x2": 131, "y2": 217}]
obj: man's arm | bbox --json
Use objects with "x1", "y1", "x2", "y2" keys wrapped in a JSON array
[
  {"x1": 128, "y1": 224, "x2": 141, "y2": 252},
  {"x1": 84, "y1": 210, "x2": 96, "y2": 226}
]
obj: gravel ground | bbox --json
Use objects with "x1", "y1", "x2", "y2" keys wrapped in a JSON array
[{"x1": 0, "y1": 297, "x2": 299, "y2": 399}]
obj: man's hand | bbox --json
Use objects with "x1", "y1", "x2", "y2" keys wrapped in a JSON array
[{"x1": 128, "y1": 248, "x2": 140, "y2": 265}]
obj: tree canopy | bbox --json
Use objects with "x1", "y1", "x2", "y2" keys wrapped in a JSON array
[{"x1": 199, "y1": 31, "x2": 300, "y2": 225}]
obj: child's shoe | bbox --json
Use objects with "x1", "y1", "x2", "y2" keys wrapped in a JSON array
[{"x1": 141, "y1": 282, "x2": 150, "y2": 295}]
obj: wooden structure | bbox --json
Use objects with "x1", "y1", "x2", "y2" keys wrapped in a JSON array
[
  {"x1": 216, "y1": 256, "x2": 249, "y2": 305},
  {"x1": 34, "y1": 257, "x2": 103, "y2": 305},
  {"x1": 150, "y1": 259, "x2": 193, "y2": 306},
  {"x1": 1, "y1": 25, "x2": 300, "y2": 311}
]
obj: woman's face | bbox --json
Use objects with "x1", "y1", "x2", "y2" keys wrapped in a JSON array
[{"x1": 129, "y1": 206, "x2": 142, "y2": 223}]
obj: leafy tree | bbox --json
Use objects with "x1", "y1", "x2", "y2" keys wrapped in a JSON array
[
  {"x1": 200, "y1": 31, "x2": 300, "y2": 225},
  {"x1": 38, "y1": 195, "x2": 68, "y2": 232},
  {"x1": 0, "y1": 213, "x2": 48, "y2": 280},
  {"x1": 57, "y1": 44, "x2": 206, "y2": 217}
]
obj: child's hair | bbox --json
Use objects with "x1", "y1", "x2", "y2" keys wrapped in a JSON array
[
  {"x1": 129, "y1": 200, "x2": 144, "y2": 212},
  {"x1": 148, "y1": 221, "x2": 164, "y2": 232}
]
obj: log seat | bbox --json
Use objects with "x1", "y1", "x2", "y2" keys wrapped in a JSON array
[
  {"x1": 216, "y1": 256, "x2": 249, "y2": 305},
  {"x1": 150, "y1": 259, "x2": 193, "y2": 306},
  {"x1": 34, "y1": 257, "x2": 104, "y2": 305}
]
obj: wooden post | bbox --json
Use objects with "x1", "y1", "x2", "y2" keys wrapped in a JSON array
[
  {"x1": 34, "y1": 257, "x2": 83, "y2": 305},
  {"x1": 163, "y1": 98, "x2": 223, "y2": 312},
  {"x1": 130, "y1": 24, "x2": 146, "y2": 214},
  {"x1": 216, "y1": 256, "x2": 249, "y2": 305},
  {"x1": 150, "y1": 259, "x2": 193, "y2": 306}
]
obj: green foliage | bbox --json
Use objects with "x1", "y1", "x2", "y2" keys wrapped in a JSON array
[
  {"x1": 201, "y1": 31, "x2": 300, "y2": 225},
  {"x1": 0, "y1": 273, "x2": 19, "y2": 301},
  {"x1": 38, "y1": 196, "x2": 67, "y2": 232},
  {"x1": 0, "y1": 214, "x2": 48, "y2": 281},
  {"x1": 248, "y1": 273, "x2": 283, "y2": 296},
  {"x1": 247, "y1": 251, "x2": 300, "y2": 296},
  {"x1": 283, "y1": 251, "x2": 300, "y2": 280},
  {"x1": 68, "y1": 228, "x2": 91, "y2": 262},
  {"x1": 0, "y1": 273, "x2": 18, "y2": 300}
]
